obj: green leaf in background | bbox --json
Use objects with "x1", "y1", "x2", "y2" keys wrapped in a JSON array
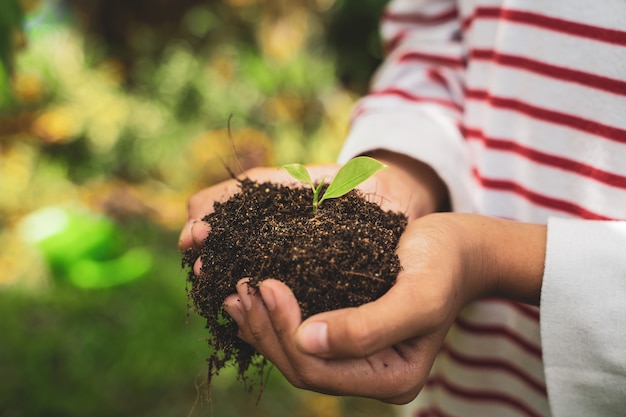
[{"x1": 320, "y1": 156, "x2": 387, "y2": 203}]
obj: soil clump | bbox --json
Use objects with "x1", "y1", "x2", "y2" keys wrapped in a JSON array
[{"x1": 182, "y1": 178, "x2": 408, "y2": 389}]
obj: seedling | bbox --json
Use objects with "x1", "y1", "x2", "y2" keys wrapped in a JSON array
[{"x1": 283, "y1": 156, "x2": 387, "y2": 214}]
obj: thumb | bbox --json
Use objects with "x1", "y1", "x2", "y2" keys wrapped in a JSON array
[{"x1": 294, "y1": 277, "x2": 442, "y2": 358}]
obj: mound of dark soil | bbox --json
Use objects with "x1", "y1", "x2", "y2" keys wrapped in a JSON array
[{"x1": 182, "y1": 178, "x2": 407, "y2": 389}]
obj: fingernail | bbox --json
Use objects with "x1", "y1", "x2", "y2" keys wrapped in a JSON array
[
  {"x1": 298, "y1": 322, "x2": 329, "y2": 354},
  {"x1": 259, "y1": 283, "x2": 275, "y2": 311},
  {"x1": 224, "y1": 300, "x2": 245, "y2": 326},
  {"x1": 178, "y1": 220, "x2": 194, "y2": 248},
  {"x1": 191, "y1": 220, "x2": 209, "y2": 246}
]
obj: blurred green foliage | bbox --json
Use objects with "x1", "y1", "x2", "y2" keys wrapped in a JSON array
[
  {"x1": 325, "y1": 0, "x2": 388, "y2": 93},
  {"x1": 0, "y1": 0, "x2": 23, "y2": 107},
  {"x1": 0, "y1": 0, "x2": 22, "y2": 68},
  {"x1": 0, "y1": 235, "x2": 205, "y2": 417},
  {"x1": 0, "y1": 1, "x2": 397, "y2": 416}
]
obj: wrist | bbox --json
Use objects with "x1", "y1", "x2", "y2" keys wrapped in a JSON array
[
  {"x1": 459, "y1": 214, "x2": 547, "y2": 306},
  {"x1": 487, "y1": 218, "x2": 546, "y2": 305},
  {"x1": 416, "y1": 213, "x2": 546, "y2": 306}
]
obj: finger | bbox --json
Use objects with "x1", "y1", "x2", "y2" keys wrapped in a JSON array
[
  {"x1": 258, "y1": 279, "x2": 375, "y2": 393},
  {"x1": 179, "y1": 168, "x2": 281, "y2": 249},
  {"x1": 179, "y1": 180, "x2": 240, "y2": 249},
  {"x1": 240, "y1": 166, "x2": 291, "y2": 184},
  {"x1": 179, "y1": 220, "x2": 211, "y2": 251},
  {"x1": 190, "y1": 220, "x2": 210, "y2": 248},
  {"x1": 257, "y1": 279, "x2": 430, "y2": 401},
  {"x1": 258, "y1": 279, "x2": 332, "y2": 389},
  {"x1": 193, "y1": 257, "x2": 202, "y2": 277},
  {"x1": 257, "y1": 281, "x2": 446, "y2": 403},
  {"x1": 258, "y1": 279, "x2": 302, "y2": 347},
  {"x1": 235, "y1": 279, "x2": 293, "y2": 372},
  {"x1": 295, "y1": 274, "x2": 448, "y2": 359},
  {"x1": 257, "y1": 280, "x2": 404, "y2": 396},
  {"x1": 371, "y1": 332, "x2": 447, "y2": 404},
  {"x1": 223, "y1": 294, "x2": 245, "y2": 326},
  {"x1": 186, "y1": 180, "x2": 238, "y2": 221},
  {"x1": 178, "y1": 220, "x2": 194, "y2": 250}
]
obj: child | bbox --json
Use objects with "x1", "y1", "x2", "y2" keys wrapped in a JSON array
[{"x1": 179, "y1": 1, "x2": 626, "y2": 415}]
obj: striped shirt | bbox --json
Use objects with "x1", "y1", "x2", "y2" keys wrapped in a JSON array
[{"x1": 338, "y1": 0, "x2": 626, "y2": 416}]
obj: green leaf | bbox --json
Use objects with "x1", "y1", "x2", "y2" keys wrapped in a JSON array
[
  {"x1": 320, "y1": 156, "x2": 387, "y2": 203},
  {"x1": 282, "y1": 163, "x2": 313, "y2": 187}
]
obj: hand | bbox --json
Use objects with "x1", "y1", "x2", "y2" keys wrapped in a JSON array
[
  {"x1": 224, "y1": 277, "x2": 449, "y2": 404},
  {"x1": 176, "y1": 156, "x2": 485, "y2": 402},
  {"x1": 222, "y1": 214, "x2": 465, "y2": 403},
  {"x1": 178, "y1": 164, "x2": 353, "y2": 279},
  {"x1": 223, "y1": 213, "x2": 546, "y2": 402},
  {"x1": 179, "y1": 153, "x2": 446, "y2": 252},
  {"x1": 178, "y1": 165, "x2": 298, "y2": 251}
]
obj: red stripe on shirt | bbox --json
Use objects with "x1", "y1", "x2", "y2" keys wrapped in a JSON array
[
  {"x1": 427, "y1": 68, "x2": 453, "y2": 90},
  {"x1": 441, "y1": 344, "x2": 547, "y2": 395},
  {"x1": 415, "y1": 406, "x2": 456, "y2": 417},
  {"x1": 466, "y1": 7, "x2": 626, "y2": 46},
  {"x1": 384, "y1": 30, "x2": 408, "y2": 56},
  {"x1": 470, "y1": 49, "x2": 626, "y2": 96},
  {"x1": 382, "y1": 7, "x2": 458, "y2": 25},
  {"x1": 466, "y1": 89, "x2": 626, "y2": 144},
  {"x1": 482, "y1": 298, "x2": 541, "y2": 321},
  {"x1": 465, "y1": 127, "x2": 626, "y2": 190},
  {"x1": 455, "y1": 316, "x2": 543, "y2": 358},
  {"x1": 370, "y1": 87, "x2": 463, "y2": 112},
  {"x1": 399, "y1": 51, "x2": 465, "y2": 68},
  {"x1": 382, "y1": 8, "x2": 459, "y2": 54},
  {"x1": 426, "y1": 375, "x2": 545, "y2": 417},
  {"x1": 472, "y1": 167, "x2": 613, "y2": 220}
]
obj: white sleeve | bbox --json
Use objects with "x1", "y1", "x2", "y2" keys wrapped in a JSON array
[
  {"x1": 337, "y1": 0, "x2": 473, "y2": 212},
  {"x1": 541, "y1": 217, "x2": 626, "y2": 416}
]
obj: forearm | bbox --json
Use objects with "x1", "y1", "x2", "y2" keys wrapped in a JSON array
[{"x1": 474, "y1": 215, "x2": 546, "y2": 305}]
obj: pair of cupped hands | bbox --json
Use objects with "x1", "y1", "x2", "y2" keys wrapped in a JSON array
[{"x1": 178, "y1": 151, "x2": 545, "y2": 404}]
